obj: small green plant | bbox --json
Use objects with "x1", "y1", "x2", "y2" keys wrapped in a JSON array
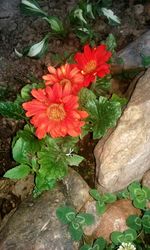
[
  {"x1": 127, "y1": 211, "x2": 150, "y2": 234},
  {"x1": 80, "y1": 237, "x2": 107, "y2": 250},
  {"x1": 16, "y1": 0, "x2": 120, "y2": 58},
  {"x1": 89, "y1": 189, "x2": 117, "y2": 214},
  {"x1": 111, "y1": 229, "x2": 137, "y2": 245},
  {"x1": 56, "y1": 206, "x2": 94, "y2": 241},
  {"x1": 118, "y1": 181, "x2": 150, "y2": 210}
]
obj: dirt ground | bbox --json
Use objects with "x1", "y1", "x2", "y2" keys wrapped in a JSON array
[{"x1": 0, "y1": 0, "x2": 149, "y2": 178}]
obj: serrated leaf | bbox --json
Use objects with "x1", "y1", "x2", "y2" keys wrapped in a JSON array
[
  {"x1": 102, "y1": 193, "x2": 117, "y2": 204},
  {"x1": 79, "y1": 87, "x2": 96, "y2": 110},
  {"x1": 38, "y1": 150, "x2": 68, "y2": 180},
  {"x1": 91, "y1": 76, "x2": 111, "y2": 96},
  {"x1": 76, "y1": 213, "x2": 94, "y2": 226},
  {"x1": 126, "y1": 215, "x2": 142, "y2": 231},
  {"x1": 21, "y1": 83, "x2": 39, "y2": 100},
  {"x1": 4, "y1": 164, "x2": 31, "y2": 179},
  {"x1": 67, "y1": 154, "x2": 84, "y2": 166},
  {"x1": 105, "y1": 34, "x2": 117, "y2": 52},
  {"x1": 86, "y1": 96, "x2": 121, "y2": 139},
  {"x1": 34, "y1": 173, "x2": 56, "y2": 195},
  {"x1": 56, "y1": 206, "x2": 76, "y2": 224},
  {"x1": 13, "y1": 137, "x2": 31, "y2": 164},
  {"x1": 0, "y1": 101, "x2": 25, "y2": 120},
  {"x1": 43, "y1": 16, "x2": 64, "y2": 34},
  {"x1": 111, "y1": 94, "x2": 127, "y2": 108},
  {"x1": 20, "y1": 0, "x2": 47, "y2": 17},
  {"x1": 101, "y1": 8, "x2": 120, "y2": 24},
  {"x1": 90, "y1": 189, "x2": 101, "y2": 201},
  {"x1": 69, "y1": 223, "x2": 83, "y2": 241}
]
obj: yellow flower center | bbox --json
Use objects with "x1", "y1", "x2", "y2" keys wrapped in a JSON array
[
  {"x1": 83, "y1": 60, "x2": 97, "y2": 74},
  {"x1": 60, "y1": 79, "x2": 71, "y2": 86},
  {"x1": 47, "y1": 104, "x2": 66, "y2": 121}
]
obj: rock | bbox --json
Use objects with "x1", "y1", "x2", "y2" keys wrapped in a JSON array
[
  {"x1": 94, "y1": 69, "x2": 150, "y2": 193},
  {"x1": 84, "y1": 199, "x2": 140, "y2": 241},
  {"x1": 0, "y1": 187, "x2": 79, "y2": 250},
  {"x1": 63, "y1": 168, "x2": 90, "y2": 210},
  {"x1": 117, "y1": 31, "x2": 150, "y2": 69},
  {"x1": 142, "y1": 170, "x2": 150, "y2": 189}
]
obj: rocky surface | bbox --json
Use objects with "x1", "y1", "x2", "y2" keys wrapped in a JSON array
[
  {"x1": 83, "y1": 199, "x2": 140, "y2": 241},
  {"x1": 0, "y1": 169, "x2": 91, "y2": 249},
  {"x1": 117, "y1": 30, "x2": 150, "y2": 69},
  {"x1": 0, "y1": 186, "x2": 79, "y2": 250},
  {"x1": 95, "y1": 68, "x2": 150, "y2": 193},
  {"x1": 142, "y1": 170, "x2": 150, "y2": 189}
]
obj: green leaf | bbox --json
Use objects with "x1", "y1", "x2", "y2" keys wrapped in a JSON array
[
  {"x1": 76, "y1": 213, "x2": 94, "y2": 226},
  {"x1": 142, "y1": 211, "x2": 150, "y2": 234},
  {"x1": 101, "y1": 8, "x2": 120, "y2": 24},
  {"x1": 43, "y1": 16, "x2": 65, "y2": 34},
  {"x1": 38, "y1": 150, "x2": 68, "y2": 181},
  {"x1": 34, "y1": 173, "x2": 56, "y2": 196},
  {"x1": 0, "y1": 101, "x2": 25, "y2": 120},
  {"x1": 80, "y1": 244, "x2": 91, "y2": 250},
  {"x1": 56, "y1": 206, "x2": 76, "y2": 224},
  {"x1": 21, "y1": 83, "x2": 44, "y2": 101},
  {"x1": 20, "y1": 0, "x2": 47, "y2": 17},
  {"x1": 123, "y1": 228, "x2": 137, "y2": 242},
  {"x1": 96, "y1": 200, "x2": 106, "y2": 215},
  {"x1": 94, "y1": 237, "x2": 107, "y2": 249},
  {"x1": 142, "y1": 186, "x2": 150, "y2": 200},
  {"x1": 86, "y1": 96, "x2": 121, "y2": 139},
  {"x1": 105, "y1": 34, "x2": 117, "y2": 52},
  {"x1": 128, "y1": 182, "x2": 141, "y2": 199},
  {"x1": 79, "y1": 87, "x2": 96, "y2": 110},
  {"x1": 67, "y1": 154, "x2": 84, "y2": 166},
  {"x1": 111, "y1": 231, "x2": 124, "y2": 245},
  {"x1": 16, "y1": 35, "x2": 49, "y2": 59},
  {"x1": 86, "y1": 4, "x2": 95, "y2": 19},
  {"x1": 13, "y1": 137, "x2": 31, "y2": 164},
  {"x1": 141, "y1": 55, "x2": 150, "y2": 68},
  {"x1": 126, "y1": 215, "x2": 142, "y2": 231},
  {"x1": 111, "y1": 94, "x2": 127, "y2": 108},
  {"x1": 89, "y1": 189, "x2": 101, "y2": 201},
  {"x1": 4, "y1": 164, "x2": 31, "y2": 179},
  {"x1": 91, "y1": 76, "x2": 111, "y2": 96},
  {"x1": 69, "y1": 223, "x2": 83, "y2": 241},
  {"x1": 102, "y1": 193, "x2": 117, "y2": 204},
  {"x1": 73, "y1": 8, "x2": 87, "y2": 24}
]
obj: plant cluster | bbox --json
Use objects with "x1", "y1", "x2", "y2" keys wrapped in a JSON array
[
  {"x1": 16, "y1": 0, "x2": 120, "y2": 59},
  {"x1": 56, "y1": 182, "x2": 150, "y2": 250},
  {"x1": 0, "y1": 35, "x2": 125, "y2": 196}
]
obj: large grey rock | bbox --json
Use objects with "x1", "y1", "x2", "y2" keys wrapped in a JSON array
[
  {"x1": 117, "y1": 30, "x2": 150, "y2": 69},
  {"x1": 0, "y1": 186, "x2": 79, "y2": 250},
  {"x1": 95, "y1": 68, "x2": 150, "y2": 193}
]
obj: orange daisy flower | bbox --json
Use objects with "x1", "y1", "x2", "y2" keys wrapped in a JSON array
[
  {"x1": 22, "y1": 83, "x2": 88, "y2": 139},
  {"x1": 74, "y1": 44, "x2": 112, "y2": 86},
  {"x1": 42, "y1": 63, "x2": 85, "y2": 95}
]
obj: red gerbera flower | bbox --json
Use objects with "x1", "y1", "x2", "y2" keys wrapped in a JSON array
[
  {"x1": 42, "y1": 63, "x2": 85, "y2": 95},
  {"x1": 74, "y1": 44, "x2": 112, "y2": 86},
  {"x1": 22, "y1": 83, "x2": 88, "y2": 139}
]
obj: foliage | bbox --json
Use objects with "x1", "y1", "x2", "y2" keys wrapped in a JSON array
[
  {"x1": 118, "y1": 181, "x2": 150, "y2": 210},
  {"x1": 90, "y1": 189, "x2": 117, "y2": 214},
  {"x1": 16, "y1": 0, "x2": 120, "y2": 58},
  {"x1": 56, "y1": 205, "x2": 94, "y2": 241},
  {"x1": 141, "y1": 55, "x2": 150, "y2": 68}
]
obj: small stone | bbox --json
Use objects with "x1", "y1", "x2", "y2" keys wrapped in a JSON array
[{"x1": 84, "y1": 199, "x2": 140, "y2": 241}]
